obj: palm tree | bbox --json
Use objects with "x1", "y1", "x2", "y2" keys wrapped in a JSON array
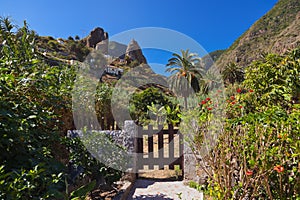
[
  {"x1": 201, "y1": 67, "x2": 223, "y2": 94},
  {"x1": 0, "y1": 17, "x2": 14, "y2": 33},
  {"x1": 166, "y1": 49, "x2": 203, "y2": 109},
  {"x1": 221, "y1": 62, "x2": 244, "y2": 85}
]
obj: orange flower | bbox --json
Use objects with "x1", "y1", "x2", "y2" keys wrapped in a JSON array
[
  {"x1": 246, "y1": 170, "x2": 253, "y2": 176},
  {"x1": 274, "y1": 165, "x2": 284, "y2": 173},
  {"x1": 277, "y1": 134, "x2": 282, "y2": 139}
]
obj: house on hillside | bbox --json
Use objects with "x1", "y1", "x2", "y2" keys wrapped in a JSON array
[{"x1": 103, "y1": 65, "x2": 123, "y2": 79}]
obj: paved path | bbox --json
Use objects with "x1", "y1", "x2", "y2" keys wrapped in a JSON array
[{"x1": 127, "y1": 179, "x2": 203, "y2": 200}]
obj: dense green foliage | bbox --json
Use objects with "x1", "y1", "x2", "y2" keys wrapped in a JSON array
[
  {"x1": 95, "y1": 83, "x2": 114, "y2": 130},
  {"x1": 63, "y1": 133, "x2": 123, "y2": 186},
  {"x1": 0, "y1": 18, "x2": 72, "y2": 199},
  {"x1": 244, "y1": 49, "x2": 300, "y2": 108},
  {"x1": 130, "y1": 87, "x2": 181, "y2": 125},
  {"x1": 181, "y1": 48, "x2": 300, "y2": 199},
  {"x1": 0, "y1": 18, "x2": 121, "y2": 199},
  {"x1": 221, "y1": 62, "x2": 244, "y2": 85}
]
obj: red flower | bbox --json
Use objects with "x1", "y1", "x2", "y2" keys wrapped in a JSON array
[
  {"x1": 206, "y1": 97, "x2": 211, "y2": 101},
  {"x1": 249, "y1": 89, "x2": 254, "y2": 93},
  {"x1": 239, "y1": 105, "x2": 243, "y2": 109},
  {"x1": 217, "y1": 90, "x2": 222, "y2": 93},
  {"x1": 231, "y1": 101, "x2": 236, "y2": 105},
  {"x1": 274, "y1": 165, "x2": 284, "y2": 173},
  {"x1": 201, "y1": 100, "x2": 206, "y2": 105},
  {"x1": 207, "y1": 107, "x2": 212, "y2": 111},
  {"x1": 230, "y1": 96, "x2": 235, "y2": 100},
  {"x1": 237, "y1": 88, "x2": 242, "y2": 93},
  {"x1": 246, "y1": 170, "x2": 253, "y2": 176}
]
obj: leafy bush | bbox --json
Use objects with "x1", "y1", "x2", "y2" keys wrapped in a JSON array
[
  {"x1": 244, "y1": 49, "x2": 300, "y2": 108},
  {"x1": 0, "y1": 18, "x2": 72, "y2": 199},
  {"x1": 63, "y1": 132, "x2": 123, "y2": 187},
  {"x1": 0, "y1": 18, "x2": 103, "y2": 199},
  {"x1": 95, "y1": 83, "x2": 114, "y2": 130},
  {"x1": 130, "y1": 87, "x2": 181, "y2": 125},
  {"x1": 181, "y1": 49, "x2": 300, "y2": 199}
]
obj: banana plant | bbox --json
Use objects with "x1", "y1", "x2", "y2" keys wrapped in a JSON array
[{"x1": 147, "y1": 102, "x2": 166, "y2": 126}]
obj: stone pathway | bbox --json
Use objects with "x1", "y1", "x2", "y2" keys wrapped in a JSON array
[{"x1": 127, "y1": 179, "x2": 203, "y2": 200}]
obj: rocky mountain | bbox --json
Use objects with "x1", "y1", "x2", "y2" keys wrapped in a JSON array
[
  {"x1": 202, "y1": 49, "x2": 225, "y2": 69},
  {"x1": 36, "y1": 26, "x2": 147, "y2": 65},
  {"x1": 86, "y1": 27, "x2": 108, "y2": 51},
  {"x1": 79, "y1": 28, "x2": 149, "y2": 84},
  {"x1": 125, "y1": 39, "x2": 147, "y2": 64},
  {"x1": 216, "y1": 0, "x2": 300, "y2": 69},
  {"x1": 84, "y1": 28, "x2": 147, "y2": 65},
  {"x1": 108, "y1": 41, "x2": 127, "y2": 58}
]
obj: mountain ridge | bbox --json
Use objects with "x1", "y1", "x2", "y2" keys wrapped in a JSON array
[{"x1": 216, "y1": 0, "x2": 300, "y2": 69}]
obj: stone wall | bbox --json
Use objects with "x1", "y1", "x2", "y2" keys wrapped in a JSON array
[{"x1": 67, "y1": 121, "x2": 135, "y2": 154}]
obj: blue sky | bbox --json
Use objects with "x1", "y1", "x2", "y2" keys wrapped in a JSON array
[{"x1": 1, "y1": 0, "x2": 278, "y2": 74}]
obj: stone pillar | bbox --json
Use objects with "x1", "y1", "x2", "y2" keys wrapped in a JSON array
[
  {"x1": 123, "y1": 120, "x2": 137, "y2": 154},
  {"x1": 183, "y1": 142, "x2": 200, "y2": 183},
  {"x1": 123, "y1": 121, "x2": 138, "y2": 180}
]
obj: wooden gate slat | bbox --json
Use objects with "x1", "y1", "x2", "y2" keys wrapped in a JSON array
[
  {"x1": 158, "y1": 125, "x2": 164, "y2": 169},
  {"x1": 147, "y1": 125, "x2": 154, "y2": 170},
  {"x1": 139, "y1": 158, "x2": 182, "y2": 166},
  {"x1": 137, "y1": 126, "x2": 144, "y2": 170},
  {"x1": 168, "y1": 124, "x2": 175, "y2": 169}
]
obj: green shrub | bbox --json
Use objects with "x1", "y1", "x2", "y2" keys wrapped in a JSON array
[
  {"x1": 0, "y1": 18, "x2": 74, "y2": 198},
  {"x1": 62, "y1": 133, "x2": 123, "y2": 186},
  {"x1": 130, "y1": 87, "x2": 180, "y2": 125},
  {"x1": 181, "y1": 49, "x2": 300, "y2": 199}
]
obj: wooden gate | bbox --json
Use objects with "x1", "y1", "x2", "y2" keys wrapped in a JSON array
[{"x1": 134, "y1": 124, "x2": 183, "y2": 174}]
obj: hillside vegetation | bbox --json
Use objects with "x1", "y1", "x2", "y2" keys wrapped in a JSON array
[{"x1": 216, "y1": 0, "x2": 300, "y2": 69}]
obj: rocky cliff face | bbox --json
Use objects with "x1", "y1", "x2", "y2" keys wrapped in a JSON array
[
  {"x1": 125, "y1": 39, "x2": 147, "y2": 64},
  {"x1": 85, "y1": 28, "x2": 147, "y2": 64},
  {"x1": 86, "y1": 27, "x2": 109, "y2": 54},
  {"x1": 271, "y1": 11, "x2": 300, "y2": 54},
  {"x1": 108, "y1": 41, "x2": 127, "y2": 58},
  {"x1": 216, "y1": 0, "x2": 300, "y2": 69}
]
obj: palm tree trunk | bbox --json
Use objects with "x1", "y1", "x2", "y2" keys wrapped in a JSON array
[{"x1": 184, "y1": 96, "x2": 188, "y2": 110}]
